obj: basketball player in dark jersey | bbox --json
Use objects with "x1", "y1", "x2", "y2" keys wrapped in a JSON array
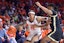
[{"x1": 35, "y1": 2, "x2": 63, "y2": 43}]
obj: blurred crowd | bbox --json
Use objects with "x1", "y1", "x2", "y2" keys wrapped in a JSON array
[{"x1": 0, "y1": 0, "x2": 64, "y2": 43}]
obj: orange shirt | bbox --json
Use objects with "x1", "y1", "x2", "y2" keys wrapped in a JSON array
[{"x1": 7, "y1": 26, "x2": 17, "y2": 38}]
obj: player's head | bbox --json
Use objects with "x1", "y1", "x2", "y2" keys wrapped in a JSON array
[
  {"x1": 28, "y1": 10, "x2": 35, "y2": 21},
  {"x1": 47, "y1": 3, "x2": 55, "y2": 10}
]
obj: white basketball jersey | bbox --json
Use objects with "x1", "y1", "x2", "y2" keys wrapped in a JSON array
[{"x1": 26, "y1": 16, "x2": 41, "y2": 31}]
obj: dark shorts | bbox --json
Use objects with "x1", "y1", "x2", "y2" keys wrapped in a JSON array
[
  {"x1": 48, "y1": 16, "x2": 63, "y2": 41},
  {"x1": 48, "y1": 26, "x2": 63, "y2": 41}
]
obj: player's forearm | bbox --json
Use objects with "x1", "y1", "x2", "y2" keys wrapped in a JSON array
[
  {"x1": 35, "y1": 2, "x2": 53, "y2": 15},
  {"x1": 35, "y1": 23, "x2": 47, "y2": 28},
  {"x1": 36, "y1": 24, "x2": 43, "y2": 27},
  {"x1": 39, "y1": 5, "x2": 52, "y2": 14},
  {"x1": 41, "y1": 17, "x2": 48, "y2": 21}
]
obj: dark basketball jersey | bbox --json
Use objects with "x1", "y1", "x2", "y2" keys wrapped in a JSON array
[{"x1": 48, "y1": 10, "x2": 63, "y2": 42}]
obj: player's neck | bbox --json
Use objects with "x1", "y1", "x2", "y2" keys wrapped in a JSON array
[
  {"x1": 29, "y1": 20, "x2": 34, "y2": 23},
  {"x1": 29, "y1": 16, "x2": 35, "y2": 22}
]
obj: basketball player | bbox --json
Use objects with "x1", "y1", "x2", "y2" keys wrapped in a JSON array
[
  {"x1": 24, "y1": 10, "x2": 49, "y2": 43},
  {"x1": 35, "y1": 2, "x2": 63, "y2": 43}
]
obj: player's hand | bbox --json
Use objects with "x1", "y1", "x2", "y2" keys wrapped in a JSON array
[{"x1": 35, "y1": 2, "x2": 42, "y2": 7}]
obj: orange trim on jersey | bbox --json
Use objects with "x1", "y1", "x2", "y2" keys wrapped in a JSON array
[
  {"x1": 25, "y1": 31, "x2": 30, "y2": 37},
  {"x1": 42, "y1": 29, "x2": 52, "y2": 38}
]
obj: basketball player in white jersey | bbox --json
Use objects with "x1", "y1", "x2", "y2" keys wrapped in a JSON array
[{"x1": 24, "y1": 10, "x2": 50, "y2": 43}]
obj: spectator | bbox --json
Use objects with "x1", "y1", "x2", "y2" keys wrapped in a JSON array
[
  {"x1": 16, "y1": 25, "x2": 26, "y2": 43},
  {"x1": 7, "y1": 25, "x2": 17, "y2": 43},
  {"x1": 8, "y1": 6, "x2": 14, "y2": 16},
  {"x1": 0, "y1": 18, "x2": 9, "y2": 43}
]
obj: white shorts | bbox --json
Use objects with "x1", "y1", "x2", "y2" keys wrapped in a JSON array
[{"x1": 26, "y1": 28, "x2": 41, "y2": 41}]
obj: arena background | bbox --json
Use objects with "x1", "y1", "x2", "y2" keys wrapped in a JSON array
[{"x1": 0, "y1": 0, "x2": 64, "y2": 43}]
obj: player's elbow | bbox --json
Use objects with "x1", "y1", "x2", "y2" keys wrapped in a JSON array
[{"x1": 47, "y1": 10, "x2": 53, "y2": 15}]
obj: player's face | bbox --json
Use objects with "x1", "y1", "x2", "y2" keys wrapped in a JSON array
[{"x1": 29, "y1": 14, "x2": 35, "y2": 21}]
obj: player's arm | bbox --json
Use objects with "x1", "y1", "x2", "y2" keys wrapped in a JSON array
[
  {"x1": 33, "y1": 22, "x2": 49, "y2": 28},
  {"x1": 35, "y1": 22, "x2": 51, "y2": 30},
  {"x1": 36, "y1": 16, "x2": 48, "y2": 22},
  {"x1": 34, "y1": 16, "x2": 48, "y2": 27},
  {"x1": 41, "y1": 16, "x2": 48, "y2": 21},
  {"x1": 35, "y1": 2, "x2": 53, "y2": 16},
  {"x1": 35, "y1": 17, "x2": 51, "y2": 27}
]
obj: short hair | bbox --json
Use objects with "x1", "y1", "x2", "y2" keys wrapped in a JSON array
[
  {"x1": 47, "y1": 3, "x2": 58, "y2": 11},
  {"x1": 47, "y1": 3, "x2": 55, "y2": 8}
]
